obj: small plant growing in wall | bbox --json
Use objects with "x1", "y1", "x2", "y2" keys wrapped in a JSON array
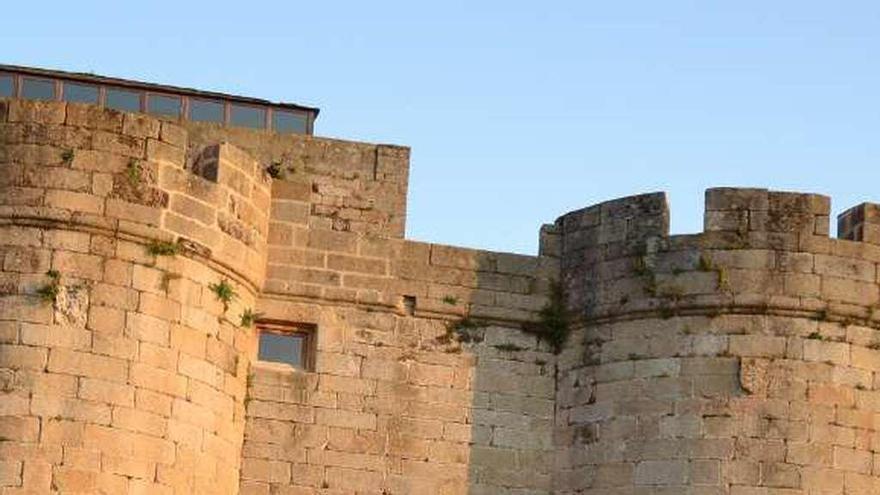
[
  {"x1": 522, "y1": 280, "x2": 571, "y2": 354},
  {"x1": 36, "y1": 269, "x2": 62, "y2": 304},
  {"x1": 266, "y1": 162, "x2": 285, "y2": 179},
  {"x1": 716, "y1": 266, "x2": 730, "y2": 292},
  {"x1": 698, "y1": 253, "x2": 714, "y2": 272},
  {"x1": 442, "y1": 295, "x2": 458, "y2": 305},
  {"x1": 633, "y1": 255, "x2": 650, "y2": 276},
  {"x1": 60, "y1": 149, "x2": 75, "y2": 165},
  {"x1": 239, "y1": 308, "x2": 262, "y2": 328},
  {"x1": 146, "y1": 239, "x2": 181, "y2": 257},
  {"x1": 209, "y1": 278, "x2": 237, "y2": 312},
  {"x1": 126, "y1": 159, "x2": 142, "y2": 184},
  {"x1": 447, "y1": 317, "x2": 484, "y2": 343},
  {"x1": 494, "y1": 343, "x2": 526, "y2": 353}
]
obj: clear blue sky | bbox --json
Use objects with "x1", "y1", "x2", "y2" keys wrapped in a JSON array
[{"x1": 4, "y1": 2, "x2": 880, "y2": 254}]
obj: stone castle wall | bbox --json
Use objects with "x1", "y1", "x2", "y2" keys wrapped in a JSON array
[
  {"x1": 3, "y1": 95, "x2": 880, "y2": 494},
  {"x1": 0, "y1": 99, "x2": 268, "y2": 493},
  {"x1": 554, "y1": 189, "x2": 880, "y2": 493},
  {"x1": 241, "y1": 235, "x2": 559, "y2": 494},
  {"x1": 182, "y1": 123, "x2": 409, "y2": 238}
]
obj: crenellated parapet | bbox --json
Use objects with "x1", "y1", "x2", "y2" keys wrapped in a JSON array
[
  {"x1": 554, "y1": 188, "x2": 880, "y2": 493},
  {"x1": 183, "y1": 122, "x2": 410, "y2": 238},
  {"x1": 554, "y1": 187, "x2": 880, "y2": 325}
]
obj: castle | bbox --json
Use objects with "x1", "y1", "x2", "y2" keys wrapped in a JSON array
[{"x1": 1, "y1": 65, "x2": 880, "y2": 494}]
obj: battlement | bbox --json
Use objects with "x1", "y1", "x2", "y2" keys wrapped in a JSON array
[
  {"x1": 555, "y1": 187, "x2": 833, "y2": 249},
  {"x1": 555, "y1": 187, "x2": 880, "y2": 325},
  {"x1": 0, "y1": 98, "x2": 271, "y2": 289}
]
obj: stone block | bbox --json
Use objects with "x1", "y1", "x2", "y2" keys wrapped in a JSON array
[
  {"x1": 66, "y1": 103, "x2": 123, "y2": 131},
  {"x1": 8, "y1": 100, "x2": 66, "y2": 125},
  {"x1": 634, "y1": 460, "x2": 687, "y2": 485},
  {"x1": 122, "y1": 113, "x2": 160, "y2": 139}
]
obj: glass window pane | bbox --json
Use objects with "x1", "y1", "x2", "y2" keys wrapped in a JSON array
[
  {"x1": 147, "y1": 94, "x2": 181, "y2": 117},
  {"x1": 272, "y1": 110, "x2": 307, "y2": 134},
  {"x1": 21, "y1": 78, "x2": 55, "y2": 101},
  {"x1": 189, "y1": 99, "x2": 224, "y2": 123},
  {"x1": 230, "y1": 104, "x2": 265, "y2": 129},
  {"x1": 63, "y1": 82, "x2": 99, "y2": 104},
  {"x1": 258, "y1": 332, "x2": 303, "y2": 368},
  {"x1": 106, "y1": 88, "x2": 141, "y2": 112},
  {"x1": 0, "y1": 75, "x2": 12, "y2": 97}
]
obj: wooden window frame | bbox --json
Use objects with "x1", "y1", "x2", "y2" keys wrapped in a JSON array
[
  {"x1": 0, "y1": 72, "x2": 14, "y2": 98},
  {"x1": 188, "y1": 97, "x2": 226, "y2": 124},
  {"x1": 105, "y1": 86, "x2": 144, "y2": 113},
  {"x1": 229, "y1": 102, "x2": 267, "y2": 130},
  {"x1": 255, "y1": 320, "x2": 316, "y2": 371},
  {"x1": 20, "y1": 76, "x2": 56, "y2": 101},
  {"x1": 0, "y1": 67, "x2": 317, "y2": 134},
  {"x1": 271, "y1": 108, "x2": 309, "y2": 134},
  {"x1": 60, "y1": 81, "x2": 100, "y2": 104},
  {"x1": 145, "y1": 92, "x2": 183, "y2": 120}
]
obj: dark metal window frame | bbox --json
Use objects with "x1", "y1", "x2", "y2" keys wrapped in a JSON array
[
  {"x1": 255, "y1": 319, "x2": 316, "y2": 371},
  {"x1": 0, "y1": 66, "x2": 317, "y2": 134}
]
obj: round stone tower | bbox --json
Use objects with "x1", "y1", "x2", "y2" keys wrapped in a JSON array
[
  {"x1": 553, "y1": 188, "x2": 880, "y2": 493},
  {"x1": 0, "y1": 99, "x2": 269, "y2": 493}
]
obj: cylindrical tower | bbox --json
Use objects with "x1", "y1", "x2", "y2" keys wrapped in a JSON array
[
  {"x1": 0, "y1": 99, "x2": 269, "y2": 493},
  {"x1": 554, "y1": 188, "x2": 880, "y2": 493}
]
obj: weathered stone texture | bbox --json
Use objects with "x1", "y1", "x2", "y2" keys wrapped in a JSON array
[
  {"x1": 4, "y1": 97, "x2": 880, "y2": 495},
  {"x1": 554, "y1": 189, "x2": 880, "y2": 493},
  {"x1": 0, "y1": 100, "x2": 264, "y2": 494}
]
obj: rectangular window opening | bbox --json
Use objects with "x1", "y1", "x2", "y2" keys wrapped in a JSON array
[
  {"x1": 256, "y1": 321, "x2": 315, "y2": 370},
  {"x1": 21, "y1": 77, "x2": 55, "y2": 101},
  {"x1": 63, "y1": 82, "x2": 99, "y2": 104},
  {"x1": 230, "y1": 104, "x2": 266, "y2": 129},
  {"x1": 147, "y1": 93, "x2": 181, "y2": 117},
  {"x1": 189, "y1": 98, "x2": 225, "y2": 123},
  {"x1": 106, "y1": 87, "x2": 141, "y2": 112},
  {"x1": 0, "y1": 74, "x2": 13, "y2": 97},
  {"x1": 272, "y1": 110, "x2": 308, "y2": 134}
]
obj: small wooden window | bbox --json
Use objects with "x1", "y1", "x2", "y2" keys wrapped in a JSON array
[{"x1": 256, "y1": 320, "x2": 315, "y2": 370}]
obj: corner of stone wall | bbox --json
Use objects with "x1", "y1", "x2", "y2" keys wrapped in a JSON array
[
  {"x1": 555, "y1": 192, "x2": 669, "y2": 312},
  {"x1": 838, "y1": 202, "x2": 880, "y2": 244}
]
